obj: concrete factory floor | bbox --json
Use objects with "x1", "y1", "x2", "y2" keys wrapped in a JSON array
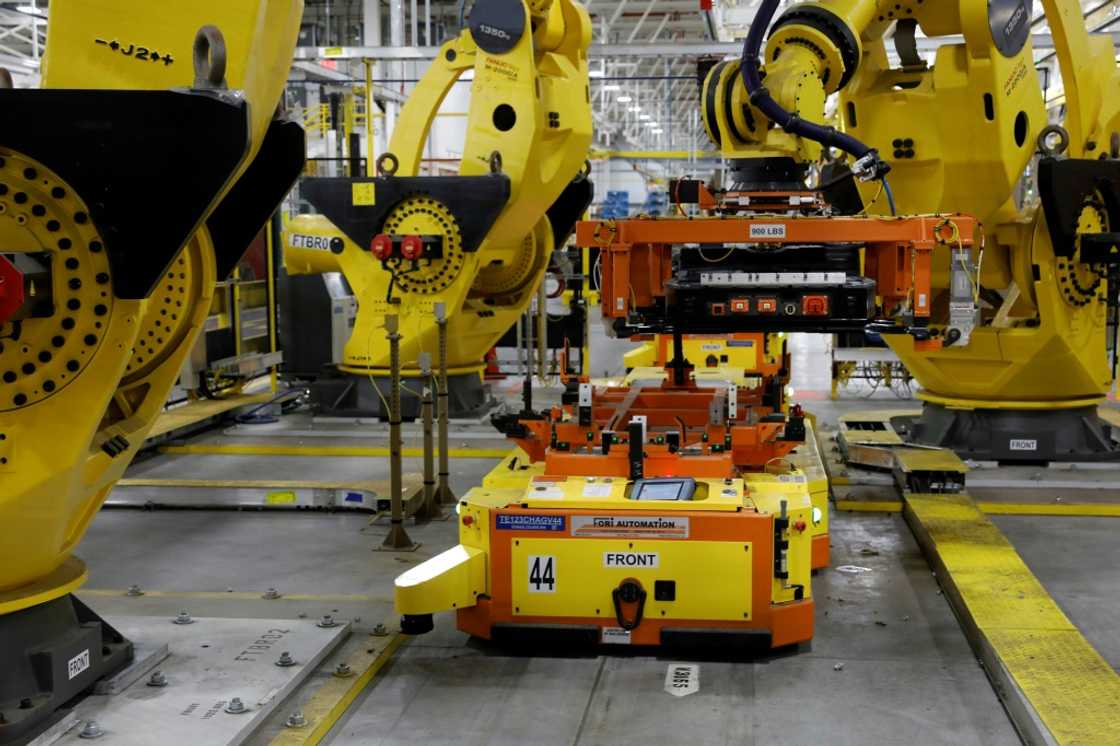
[{"x1": 73, "y1": 333, "x2": 1120, "y2": 745}]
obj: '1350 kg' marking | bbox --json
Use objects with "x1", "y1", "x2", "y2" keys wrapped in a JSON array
[{"x1": 234, "y1": 628, "x2": 291, "y2": 662}]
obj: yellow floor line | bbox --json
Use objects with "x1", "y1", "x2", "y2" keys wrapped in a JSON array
[
  {"x1": 835, "y1": 499, "x2": 1120, "y2": 518},
  {"x1": 904, "y1": 492, "x2": 1120, "y2": 744},
  {"x1": 159, "y1": 443, "x2": 511, "y2": 459},
  {"x1": 81, "y1": 589, "x2": 392, "y2": 603},
  {"x1": 835, "y1": 499, "x2": 904, "y2": 512},
  {"x1": 270, "y1": 614, "x2": 407, "y2": 746},
  {"x1": 116, "y1": 477, "x2": 414, "y2": 492},
  {"x1": 979, "y1": 502, "x2": 1120, "y2": 517}
]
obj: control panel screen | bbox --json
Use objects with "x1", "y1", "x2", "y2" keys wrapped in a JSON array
[{"x1": 631, "y1": 478, "x2": 696, "y2": 501}]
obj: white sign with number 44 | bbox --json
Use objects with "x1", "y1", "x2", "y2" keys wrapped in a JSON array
[{"x1": 527, "y1": 555, "x2": 556, "y2": 593}]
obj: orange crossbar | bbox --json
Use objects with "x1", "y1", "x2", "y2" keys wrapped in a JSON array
[
  {"x1": 577, "y1": 214, "x2": 976, "y2": 322},
  {"x1": 577, "y1": 214, "x2": 975, "y2": 247}
]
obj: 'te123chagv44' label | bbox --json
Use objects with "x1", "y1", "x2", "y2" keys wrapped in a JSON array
[{"x1": 497, "y1": 514, "x2": 566, "y2": 532}]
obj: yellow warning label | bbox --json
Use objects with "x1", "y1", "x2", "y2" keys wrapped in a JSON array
[
  {"x1": 352, "y1": 183, "x2": 376, "y2": 207},
  {"x1": 266, "y1": 491, "x2": 298, "y2": 505},
  {"x1": 324, "y1": 46, "x2": 345, "y2": 58}
]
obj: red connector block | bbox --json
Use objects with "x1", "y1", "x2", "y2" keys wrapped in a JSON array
[
  {"x1": 400, "y1": 235, "x2": 424, "y2": 261},
  {"x1": 801, "y1": 295, "x2": 830, "y2": 316},
  {"x1": 0, "y1": 254, "x2": 24, "y2": 326},
  {"x1": 370, "y1": 233, "x2": 394, "y2": 261}
]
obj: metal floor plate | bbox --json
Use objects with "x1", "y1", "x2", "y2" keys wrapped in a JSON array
[
  {"x1": 106, "y1": 476, "x2": 423, "y2": 512},
  {"x1": 45, "y1": 616, "x2": 349, "y2": 746}
]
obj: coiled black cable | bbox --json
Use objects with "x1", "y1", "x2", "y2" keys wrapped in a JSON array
[{"x1": 739, "y1": 0, "x2": 887, "y2": 174}]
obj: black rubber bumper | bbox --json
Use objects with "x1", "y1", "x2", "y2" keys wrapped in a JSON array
[{"x1": 400, "y1": 614, "x2": 435, "y2": 635}]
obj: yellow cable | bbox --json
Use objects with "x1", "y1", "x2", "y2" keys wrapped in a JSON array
[
  {"x1": 942, "y1": 218, "x2": 982, "y2": 305},
  {"x1": 974, "y1": 222, "x2": 987, "y2": 305},
  {"x1": 857, "y1": 183, "x2": 884, "y2": 216},
  {"x1": 698, "y1": 247, "x2": 735, "y2": 263},
  {"x1": 366, "y1": 319, "x2": 393, "y2": 415},
  {"x1": 360, "y1": 304, "x2": 440, "y2": 411}
]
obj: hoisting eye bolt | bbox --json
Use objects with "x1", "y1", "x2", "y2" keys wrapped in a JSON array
[
  {"x1": 377, "y1": 152, "x2": 400, "y2": 177},
  {"x1": 192, "y1": 26, "x2": 229, "y2": 90},
  {"x1": 1038, "y1": 125, "x2": 1070, "y2": 157}
]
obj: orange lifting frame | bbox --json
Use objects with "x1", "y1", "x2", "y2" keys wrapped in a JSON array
[{"x1": 577, "y1": 214, "x2": 977, "y2": 322}]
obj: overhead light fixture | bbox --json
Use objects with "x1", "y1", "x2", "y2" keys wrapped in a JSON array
[
  {"x1": 617, "y1": 95, "x2": 632, "y2": 103},
  {"x1": 16, "y1": 4, "x2": 39, "y2": 12},
  {"x1": 602, "y1": 84, "x2": 621, "y2": 91},
  {"x1": 628, "y1": 106, "x2": 642, "y2": 113},
  {"x1": 639, "y1": 114, "x2": 652, "y2": 120},
  {"x1": 589, "y1": 69, "x2": 605, "y2": 78}
]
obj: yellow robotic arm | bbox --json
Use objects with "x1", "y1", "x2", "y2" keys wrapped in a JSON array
[
  {"x1": 0, "y1": 2, "x2": 304, "y2": 739},
  {"x1": 702, "y1": 0, "x2": 1120, "y2": 461},
  {"x1": 702, "y1": 0, "x2": 887, "y2": 171},
  {"x1": 287, "y1": 0, "x2": 593, "y2": 417}
]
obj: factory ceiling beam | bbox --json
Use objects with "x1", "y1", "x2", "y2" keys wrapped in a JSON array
[{"x1": 625, "y1": 1, "x2": 656, "y2": 43}]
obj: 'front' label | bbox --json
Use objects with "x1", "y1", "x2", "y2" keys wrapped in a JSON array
[
  {"x1": 67, "y1": 649, "x2": 90, "y2": 680},
  {"x1": 603, "y1": 552, "x2": 660, "y2": 568}
]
